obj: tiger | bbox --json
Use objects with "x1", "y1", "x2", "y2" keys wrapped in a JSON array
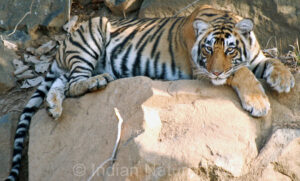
[{"x1": 6, "y1": 5, "x2": 295, "y2": 181}]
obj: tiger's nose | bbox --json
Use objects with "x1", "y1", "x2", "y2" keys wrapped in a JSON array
[{"x1": 212, "y1": 71, "x2": 223, "y2": 76}]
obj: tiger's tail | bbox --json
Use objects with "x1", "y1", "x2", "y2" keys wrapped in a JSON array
[{"x1": 5, "y1": 64, "x2": 59, "y2": 181}]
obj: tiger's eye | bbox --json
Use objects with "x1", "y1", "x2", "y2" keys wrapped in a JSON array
[
  {"x1": 206, "y1": 46, "x2": 212, "y2": 52},
  {"x1": 227, "y1": 48, "x2": 233, "y2": 52},
  {"x1": 226, "y1": 47, "x2": 236, "y2": 54}
]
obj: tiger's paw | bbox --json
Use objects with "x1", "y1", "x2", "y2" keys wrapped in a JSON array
[
  {"x1": 47, "y1": 104, "x2": 63, "y2": 120},
  {"x1": 88, "y1": 73, "x2": 114, "y2": 91},
  {"x1": 46, "y1": 89, "x2": 64, "y2": 119},
  {"x1": 240, "y1": 92, "x2": 270, "y2": 117},
  {"x1": 263, "y1": 60, "x2": 295, "y2": 93}
]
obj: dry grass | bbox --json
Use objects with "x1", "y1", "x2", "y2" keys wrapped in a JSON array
[{"x1": 263, "y1": 38, "x2": 300, "y2": 74}]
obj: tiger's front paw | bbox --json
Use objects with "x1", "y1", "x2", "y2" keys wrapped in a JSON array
[
  {"x1": 240, "y1": 91, "x2": 270, "y2": 117},
  {"x1": 88, "y1": 73, "x2": 114, "y2": 91},
  {"x1": 263, "y1": 60, "x2": 295, "y2": 93}
]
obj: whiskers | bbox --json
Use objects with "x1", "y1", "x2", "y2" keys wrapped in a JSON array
[
  {"x1": 224, "y1": 61, "x2": 248, "y2": 76},
  {"x1": 193, "y1": 61, "x2": 248, "y2": 80}
]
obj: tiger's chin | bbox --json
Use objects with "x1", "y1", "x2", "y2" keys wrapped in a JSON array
[{"x1": 211, "y1": 78, "x2": 227, "y2": 86}]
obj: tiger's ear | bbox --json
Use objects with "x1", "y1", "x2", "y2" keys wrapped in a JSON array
[
  {"x1": 235, "y1": 18, "x2": 253, "y2": 33},
  {"x1": 193, "y1": 20, "x2": 210, "y2": 36}
]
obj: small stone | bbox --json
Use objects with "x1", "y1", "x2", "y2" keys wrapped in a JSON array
[
  {"x1": 14, "y1": 65, "x2": 29, "y2": 75},
  {"x1": 63, "y1": 15, "x2": 78, "y2": 32},
  {"x1": 12, "y1": 59, "x2": 24, "y2": 69},
  {"x1": 16, "y1": 70, "x2": 36, "y2": 80},
  {"x1": 40, "y1": 55, "x2": 53, "y2": 62},
  {"x1": 35, "y1": 62, "x2": 51, "y2": 73},
  {"x1": 3, "y1": 40, "x2": 18, "y2": 50},
  {"x1": 24, "y1": 54, "x2": 40, "y2": 64},
  {"x1": 26, "y1": 47, "x2": 36, "y2": 55},
  {"x1": 21, "y1": 76, "x2": 44, "y2": 88},
  {"x1": 35, "y1": 41, "x2": 57, "y2": 55}
]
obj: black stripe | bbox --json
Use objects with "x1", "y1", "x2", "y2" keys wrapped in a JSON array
[
  {"x1": 249, "y1": 36, "x2": 253, "y2": 47},
  {"x1": 133, "y1": 37, "x2": 150, "y2": 76},
  {"x1": 252, "y1": 64, "x2": 259, "y2": 74},
  {"x1": 151, "y1": 31, "x2": 164, "y2": 58},
  {"x1": 135, "y1": 19, "x2": 166, "y2": 49},
  {"x1": 69, "y1": 36, "x2": 97, "y2": 60},
  {"x1": 22, "y1": 107, "x2": 37, "y2": 114},
  {"x1": 250, "y1": 52, "x2": 259, "y2": 63},
  {"x1": 149, "y1": 18, "x2": 170, "y2": 42},
  {"x1": 242, "y1": 41, "x2": 247, "y2": 58},
  {"x1": 76, "y1": 27, "x2": 99, "y2": 60},
  {"x1": 261, "y1": 62, "x2": 267, "y2": 78},
  {"x1": 89, "y1": 19, "x2": 102, "y2": 53},
  {"x1": 145, "y1": 59, "x2": 151, "y2": 77},
  {"x1": 44, "y1": 76, "x2": 55, "y2": 82},
  {"x1": 32, "y1": 89, "x2": 46, "y2": 99},
  {"x1": 69, "y1": 55, "x2": 95, "y2": 70},
  {"x1": 9, "y1": 169, "x2": 18, "y2": 178},
  {"x1": 110, "y1": 29, "x2": 140, "y2": 77},
  {"x1": 121, "y1": 45, "x2": 133, "y2": 77},
  {"x1": 168, "y1": 18, "x2": 181, "y2": 75},
  {"x1": 160, "y1": 63, "x2": 166, "y2": 79},
  {"x1": 154, "y1": 52, "x2": 160, "y2": 78},
  {"x1": 202, "y1": 13, "x2": 218, "y2": 17},
  {"x1": 70, "y1": 66, "x2": 93, "y2": 75}
]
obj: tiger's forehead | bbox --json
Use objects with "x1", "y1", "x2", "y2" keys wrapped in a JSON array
[{"x1": 204, "y1": 31, "x2": 237, "y2": 47}]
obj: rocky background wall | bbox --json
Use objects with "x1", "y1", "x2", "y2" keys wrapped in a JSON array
[{"x1": 0, "y1": 0, "x2": 299, "y2": 181}]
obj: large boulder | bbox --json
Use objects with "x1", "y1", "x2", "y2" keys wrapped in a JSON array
[
  {"x1": 0, "y1": 43, "x2": 16, "y2": 94},
  {"x1": 28, "y1": 73, "x2": 300, "y2": 180},
  {"x1": 0, "y1": 0, "x2": 69, "y2": 41},
  {"x1": 0, "y1": 113, "x2": 19, "y2": 180},
  {"x1": 105, "y1": 0, "x2": 143, "y2": 16},
  {"x1": 138, "y1": 0, "x2": 300, "y2": 53}
]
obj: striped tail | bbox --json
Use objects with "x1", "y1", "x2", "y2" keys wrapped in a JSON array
[{"x1": 5, "y1": 69, "x2": 58, "y2": 181}]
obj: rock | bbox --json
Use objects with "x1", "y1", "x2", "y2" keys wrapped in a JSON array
[
  {"x1": 273, "y1": 136, "x2": 300, "y2": 180},
  {"x1": 0, "y1": 43, "x2": 16, "y2": 94},
  {"x1": 0, "y1": 0, "x2": 69, "y2": 35},
  {"x1": 1, "y1": 30, "x2": 31, "y2": 47},
  {"x1": 104, "y1": 0, "x2": 143, "y2": 16},
  {"x1": 139, "y1": 0, "x2": 300, "y2": 52},
  {"x1": 14, "y1": 65, "x2": 30, "y2": 75},
  {"x1": 0, "y1": 113, "x2": 18, "y2": 180},
  {"x1": 35, "y1": 62, "x2": 51, "y2": 74},
  {"x1": 28, "y1": 74, "x2": 300, "y2": 180},
  {"x1": 78, "y1": 0, "x2": 93, "y2": 6},
  {"x1": 16, "y1": 70, "x2": 36, "y2": 80},
  {"x1": 160, "y1": 168, "x2": 203, "y2": 181},
  {"x1": 21, "y1": 76, "x2": 44, "y2": 89},
  {"x1": 24, "y1": 54, "x2": 40, "y2": 64},
  {"x1": 35, "y1": 41, "x2": 57, "y2": 56}
]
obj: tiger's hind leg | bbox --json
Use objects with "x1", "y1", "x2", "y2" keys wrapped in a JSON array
[{"x1": 46, "y1": 74, "x2": 68, "y2": 119}]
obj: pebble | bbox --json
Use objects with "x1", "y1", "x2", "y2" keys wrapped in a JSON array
[
  {"x1": 35, "y1": 41, "x2": 57, "y2": 55},
  {"x1": 21, "y1": 76, "x2": 44, "y2": 89},
  {"x1": 14, "y1": 65, "x2": 29, "y2": 75},
  {"x1": 16, "y1": 70, "x2": 36, "y2": 80},
  {"x1": 35, "y1": 62, "x2": 51, "y2": 74},
  {"x1": 24, "y1": 54, "x2": 40, "y2": 64}
]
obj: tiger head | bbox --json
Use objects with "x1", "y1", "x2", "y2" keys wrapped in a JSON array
[{"x1": 184, "y1": 7, "x2": 254, "y2": 86}]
